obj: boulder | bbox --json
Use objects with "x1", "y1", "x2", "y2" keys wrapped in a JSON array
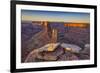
[
  {"x1": 80, "y1": 44, "x2": 90, "y2": 55},
  {"x1": 61, "y1": 43, "x2": 82, "y2": 53},
  {"x1": 25, "y1": 43, "x2": 60, "y2": 62}
]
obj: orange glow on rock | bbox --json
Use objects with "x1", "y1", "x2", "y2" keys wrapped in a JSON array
[
  {"x1": 64, "y1": 23, "x2": 88, "y2": 28},
  {"x1": 48, "y1": 29, "x2": 57, "y2": 51}
]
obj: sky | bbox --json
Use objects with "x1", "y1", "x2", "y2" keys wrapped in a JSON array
[{"x1": 21, "y1": 9, "x2": 90, "y2": 23}]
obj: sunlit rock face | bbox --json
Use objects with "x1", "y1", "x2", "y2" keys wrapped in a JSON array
[
  {"x1": 25, "y1": 43, "x2": 61, "y2": 62},
  {"x1": 61, "y1": 43, "x2": 82, "y2": 53}
]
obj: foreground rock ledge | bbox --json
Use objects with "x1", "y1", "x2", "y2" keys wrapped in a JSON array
[{"x1": 24, "y1": 43, "x2": 90, "y2": 62}]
